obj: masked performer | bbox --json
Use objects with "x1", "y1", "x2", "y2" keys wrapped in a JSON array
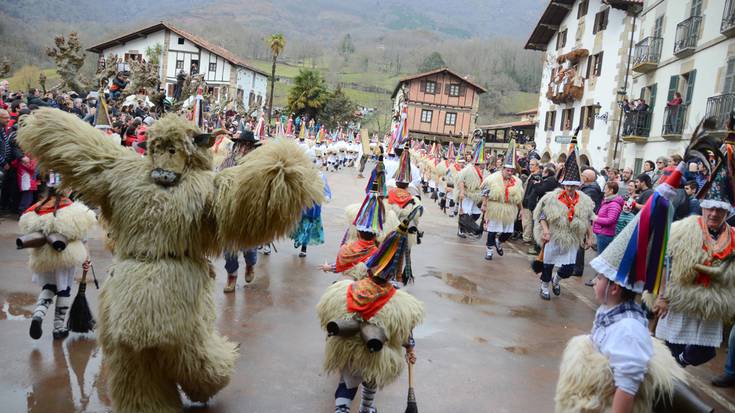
[
  {"x1": 457, "y1": 133, "x2": 487, "y2": 239},
  {"x1": 18, "y1": 109, "x2": 323, "y2": 413}
]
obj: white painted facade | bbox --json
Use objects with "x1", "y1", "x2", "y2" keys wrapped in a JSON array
[
  {"x1": 92, "y1": 26, "x2": 268, "y2": 112},
  {"x1": 530, "y1": 0, "x2": 635, "y2": 169},
  {"x1": 621, "y1": 0, "x2": 735, "y2": 174}
]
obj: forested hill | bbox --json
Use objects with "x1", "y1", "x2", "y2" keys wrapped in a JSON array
[{"x1": 0, "y1": 0, "x2": 547, "y2": 122}]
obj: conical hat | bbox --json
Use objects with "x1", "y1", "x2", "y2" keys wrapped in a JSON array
[
  {"x1": 503, "y1": 139, "x2": 516, "y2": 169},
  {"x1": 94, "y1": 92, "x2": 111, "y2": 129},
  {"x1": 560, "y1": 148, "x2": 581, "y2": 186},
  {"x1": 472, "y1": 138, "x2": 486, "y2": 164}
]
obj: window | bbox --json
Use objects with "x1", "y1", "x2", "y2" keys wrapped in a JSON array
[
  {"x1": 634, "y1": 158, "x2": 643, "y2": 176},
  {"x1": 593, "y1": 9, "x2": 609, "y2": 34},
  {"x1": 448, "y1": 84, "x2": 460, "y2": 97},
  {"x1": 691, "y1": 0, "x2": 702, "y2": 16},
  {"x1": 561, "y1": 108, "x2": 574, "y2": 130},
  {"x1": 593, "y1": 52, "x2": 603, "y2": 76},
  {"x1": 544, "y1": 110, "x2": 557, "y2": 131},
  {"x1": 653, "y1": 16, "x2": 664, "y2": 38},
  {"x1": 209, "y1": 62, "x2": 217, "y2": 72},
  {"x1": 177, "y1": 37, "x2": 185, "y2": 45},
  {"x1": 577, "y1": 0, "x2": 588, "y2": 19},
  {"x1": 683, "y1": 70, "x2": 696, "y2": 105},
  {"x1": 724, "y1": 58, "x2": 735, "y2": 94},
  {"x1": 556, "y1": 29, "x2": 567, "y2": 50},
  {"x1": 581, "y1": 105, "x2": 596, "y2": 129},
  {"x1": 175, "y1": 60, "x2": 184, "y2": 70},
  {"x1": 667, "y1": 75, "x2": 679, "y2": 101},
  {"x1": 445, "y1": 112, "x2": 457, "y2": 126},
  {"x1": 424, "y1": 80, "x2": 436, "y2": 94},
  {"x1": 587, "y1": 52, "x2": 603, "y2": 78},
  {"x1": 420, "y1": 109, "x2": 433, "y2": 123},
  {"x1": 649, "y1": 83, "x2": 658, "y2": 111},
  {"x1": 248, "y1": 91, "x2": 255, "y2": 107}
]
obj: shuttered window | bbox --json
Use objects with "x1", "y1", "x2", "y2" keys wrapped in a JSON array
[
  {"x1": 684, "y1": 70, "x2": 696, "y2": 105},
  {"x1": 667, "y1": 75, "x2": 679, "y2": 101},
  {"x1": 724, "y1": 58, "x2": 735, "y2": 94}
]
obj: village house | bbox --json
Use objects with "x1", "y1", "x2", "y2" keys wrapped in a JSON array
[
  {"x1": 391, "y1": 67, "x2": 486, "y2": 144},
  {"x1": 621, "y1": 0, "x2": 735, "y2": 174},
  {"x1": 87, "y1": 21, "x2": 269, "y2": 112},
  {"x1": 525, "y1": 0, "x2": 642, "y2": 168}
]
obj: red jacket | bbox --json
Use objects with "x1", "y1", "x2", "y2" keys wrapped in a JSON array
[{"x1": 11, "y1": 157, "x2": 38, "y2": 191}]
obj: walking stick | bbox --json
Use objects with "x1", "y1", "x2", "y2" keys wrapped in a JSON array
[
  {"x1": 405, "y1": 359, "x2": 418, "y2": 413},
  {"x1": 67, "y1": 261, "x2": 96, "y2": 333}
]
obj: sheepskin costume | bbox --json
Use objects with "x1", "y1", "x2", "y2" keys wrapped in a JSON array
[
  {"x1": 457, "y1": 163, "x2": 485, "y2": 205},
  {"x1": 19, "y1": 199, "x2": 96, "y2": 276},
  {"x1": 316, "y1": 279, "x2": 424, "y2": 388},
  {"x1": 19, "y1": 196, "x2": 96, "y2": 339},
  {"x1": 344, "y1": 203, "x2": 400, "y2": 245},
  {"x1": 18, "y1": 108, "x2": 324, "y2": 413},
  {"x1": 482, "y1": 171, "x2": 523, "y2": 227},
  {"x1": 555, "y1": 335, "x2": 686, "y2": 413},
  {"x1": 661, "y1": 215, "x2": 735, "y2": 321},
  {"x1": 533, "y1": 188, "x2": 595, "y2": 251}
]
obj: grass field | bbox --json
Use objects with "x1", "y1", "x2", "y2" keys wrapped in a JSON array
[{"x1": 7, "y1": 68, "x2": 60, "y2": 92}]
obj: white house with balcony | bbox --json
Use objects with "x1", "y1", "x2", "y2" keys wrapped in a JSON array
[
  {"x1": 525, "y1": 0, "x2": 643, "y2": 169},
  {"x1": 87, "y1": 21, "x2": 269, "y2": 112},
  {"x1": 621, "y1": 0, "x2": 735, "y2": 174}
]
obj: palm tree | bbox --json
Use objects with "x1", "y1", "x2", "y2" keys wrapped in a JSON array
[
  {"x1": 287, "y1": 68, "x2": 328, "y2": 119},
  {"x1": 266, "y1": 33, "x2": 286, "y2": 129}
]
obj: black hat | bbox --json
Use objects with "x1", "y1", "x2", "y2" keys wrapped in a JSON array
[{"x1": 232, "y1": 130, "x2": 261, "y2": 146}]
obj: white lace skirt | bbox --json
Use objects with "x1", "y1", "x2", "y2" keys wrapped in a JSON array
[
  {"x1": 543, "y1": 239, "x2": 578, "y2": 266},
  {"x1": 32, "y1": 266, "x2": 76, "y2": 291},
  {"x1": 655, "y1": 310, "x2": 723, "y2": 347}
]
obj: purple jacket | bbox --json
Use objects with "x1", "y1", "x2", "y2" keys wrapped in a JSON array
[{"x1": 593, "y1": 195, "x2": 624, "y2": 237}]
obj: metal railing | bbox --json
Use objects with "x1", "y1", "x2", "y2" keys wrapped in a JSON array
[
  {"x1": 723, "y1": 0, "x2": 735, "y2": 34},
  {"x1": 705, "y1": 94, "x2": 735, "y2": 129},
  {"x1": 622, "y1": 110, "x2": 652, "y2": 137},
  {"x1": 674, "y1": 16, "x2": 702, "y2": 54},
  {"x1": 662, "y1": 104, "x2": 688, "y2": 135},
  {"x1": 633, "y1": 37, "x2": 663, "y2": 67}
]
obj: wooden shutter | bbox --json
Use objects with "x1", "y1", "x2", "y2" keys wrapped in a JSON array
[
  {"x1": 649, "y1": 84, "x2": 657, "y2": 111},
  {"x1": 444, "y1": 82, "x2": 450, "y2": 95},
  {"x1": 579, "y1": 107, "x2": 586, "y2": 129},
  {"x1": 460, "y1": 85, "x2": 467, "y2": 97},
  {"x1": 684, "y1": 70, "x2": 696, "y2": 105},
  {"x1": 654, "y1": 16, "x2": 664, "y2": 38},
  {"x1": 724, "y1": 58, "x2": 735, "y2": 94},
  {"x1": 435, "y1": 82, "x2": 442, "y2": 95},
  {"x1": 595, "y1": 53, "x2": 603, "y2": 76},
  {"x1": 602, "y1": 9, "x2": 609, "y2": 30},
  {"x1": 640, "y1": 87, "x2": 646, "y2": 99},
  {"x1": 585, "y1": 56, "x2": 592, "y2": 78},
  {"x1": 420, "y1": 80, "x2": 426, "y2": 93},
  {"x1": 691, "y1": 0, "x2": 702, "y2": 16},
  {"x1": 667, "y1": 75, "x2": 679, "y2": 101}
]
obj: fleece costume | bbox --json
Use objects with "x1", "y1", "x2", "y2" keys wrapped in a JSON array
[
  {"x1": 654, "y1": 215, "x2": 735, "y2": 365},
  {"x1": 481, "y1": 171, "x2": 523, "y2": 259},
  {"x1": 20, "y1": 197, "x2": 96, "y2": 339},
  {"x1": 18, "y1": 109, "x2": 324, "y2": 413}
]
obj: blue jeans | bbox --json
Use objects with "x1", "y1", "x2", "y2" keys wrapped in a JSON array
[
  {"x1": 596, "y1": 234, "x2": 614, "y2": 254},
  {"x1": 725, "y1": 326, "x2": 735, "y2": 376},
  {"x1": 224, "y1": 248, "x2": 257, "y2": 274}
]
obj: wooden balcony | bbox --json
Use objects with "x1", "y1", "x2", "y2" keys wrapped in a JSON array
[
  {"x1": 632, "y1": 37, "x2": 662, "y2": 74},
  {"x1": 723, "y1": 0, "x2": 735, "y2": 37},
  {"x1": 621, "y1": 111, "x2": 651, "y2": 143},
  {"x1": 674, "y1": 16, "x2": 701, "y2": 57},
  {"x1": 662, "y1": 104, "x2": 688, "y2": 140}
]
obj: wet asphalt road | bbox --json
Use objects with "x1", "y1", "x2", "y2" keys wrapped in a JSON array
[{"x1": 1, "y1": 164, "x2": 734, "y2": 412}]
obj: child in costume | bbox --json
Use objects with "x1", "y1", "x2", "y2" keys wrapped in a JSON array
[
  {"x1": 533, "y1": 146, "x2": 594, "y2": 300},
  {"x1": 316, "y1": 210, "x2": 424, "y2": 413},
  {"x1": 291, "y1": 171, "x2": 331, "y2": 257},
  {"x1": 481, "y1": 140, "x2": 523, "y2": 261},
  {"x1": 19, "y1": 176, "x2": 96, "y2": 340}
]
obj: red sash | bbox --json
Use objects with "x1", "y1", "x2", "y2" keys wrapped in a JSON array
[
  {"x1": 346, "y1": 278, "x2": 396, "y2": 320},
  {"x1": 24, "y1": 197, "x2": 73, "y2": 216},
  {"x1": 387, "y1": 188, "x2": 413, "y2": 208},
  {"x1": 335, "y1": 239, "x2": 378, "y2": 273},
  {"x1": 474, "y1": 166, "x2": 483, "y2": 181}
]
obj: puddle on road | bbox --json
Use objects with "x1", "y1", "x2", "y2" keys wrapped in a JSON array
[
  {"x1": 424, "y1": 270, "x2": 479, "y2": 293},
  {"x1": 473, "y1": 336, "x2": 488, "y2": 344},
  {"x1": 434, "y1": 291, "x2": 493, "y2": 305},
  {"x1": 0, "y1": 292, "x2": 36, "y2": 320},
  {"x1": 508, "y1": 305, "x2": 539, "y2": 318},
  {"x1": 504, "y1": 345, "x2": 529, "y2": 355}
]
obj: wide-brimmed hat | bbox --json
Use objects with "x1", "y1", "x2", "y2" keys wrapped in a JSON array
[{"x1": 232, "y1": 130, "x2": 261, "y2": 146}]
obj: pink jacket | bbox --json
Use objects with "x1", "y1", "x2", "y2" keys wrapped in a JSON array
[
  {"x1": 593, "y1": 195, "x2": 623, "y2": 237},
  {"x1": 11, "y1": 157, "x2": 38, "y2": 191}
]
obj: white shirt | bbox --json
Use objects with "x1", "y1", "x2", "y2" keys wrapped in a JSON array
[{"x1": 591, "y1": 305, "x2": 653, "y2": 396}]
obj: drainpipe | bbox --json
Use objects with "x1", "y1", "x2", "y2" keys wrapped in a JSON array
[{"x1": 613, "y1": 7, "x2": 639, "y2": 168}]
